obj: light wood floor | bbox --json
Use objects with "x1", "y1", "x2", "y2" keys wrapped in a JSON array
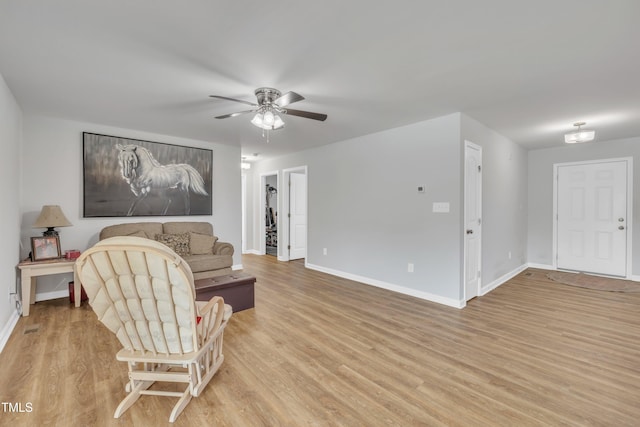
[{"x1": 1, "y1": 255, "x2": 640, "y2": 426}]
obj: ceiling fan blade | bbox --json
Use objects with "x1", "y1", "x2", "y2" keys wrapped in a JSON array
[
  {"x1": 284, "y1": 108, "x2": 327, "y2": 121},
  {"x1": 274, "y1": 91, "x2": 304, "y2": 107},
  {"x1": 215, "y1": 110, "x2": 255, "y2": 119},
  {"x1": 210, "y1": 95, "x2": 257, "y2": 107}
]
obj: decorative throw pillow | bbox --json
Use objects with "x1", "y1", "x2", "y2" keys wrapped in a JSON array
[
  {"x1": 154, "y1": 233, "x2": 190, "y2": 256},
  {"x1": 189, "y1": 232, "x2": 217, "y2": 255},
  {"x1": 127, "y1": 230, "x2": 149, "y2": 239}
]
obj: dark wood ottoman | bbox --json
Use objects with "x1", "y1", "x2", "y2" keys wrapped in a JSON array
[{"x1": 194, "y1": 272, "x2": 256, "y2": 312}]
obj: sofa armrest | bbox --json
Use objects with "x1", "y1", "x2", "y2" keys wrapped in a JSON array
[{"x1": 213, "y1": 241, "x2": 234, "y2": 256}]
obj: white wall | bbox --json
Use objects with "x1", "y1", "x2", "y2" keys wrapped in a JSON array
[
  {"x1": 528, "y1": 137, "x2": 640, "y2": 275},
  {"x1": 242, "y1": 168, "x2": 255, "y2": 254},
  {"x1": 21, "y1": 114, "x2": 243, "y2": 298},
  {"x1": 247, "y1": 112, "x2": 529, "y2": 307},
  {"x1": 250, "y1": 113, "x2": 464, "y2": 306},
  {"x1": 461, "y1": 114, "x2": 528, "y2": 292},
  {"x1": 0, "y1": 73, "x2": 22, "y2": 350}
]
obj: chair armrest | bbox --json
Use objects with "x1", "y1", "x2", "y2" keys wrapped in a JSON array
[
  {"x1": 195, "y1": 296, "x2": 225, "y2": 345},
  {"x1": 213, "y1": 241, "x2": 234, "y2": 256}
]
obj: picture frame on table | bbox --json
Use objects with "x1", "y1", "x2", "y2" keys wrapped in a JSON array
[{"x1": 31, "y1": 236, "x2": 62, "y2": 261}]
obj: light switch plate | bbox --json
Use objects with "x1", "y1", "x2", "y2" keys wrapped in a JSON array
[{"x1": 432, "y1": 202, "x2": 450, "y2": 213}]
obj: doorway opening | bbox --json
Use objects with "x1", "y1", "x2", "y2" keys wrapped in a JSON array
[
  {"x1": 265, "y1": 176, "x2": 278, "y2": 256},
  {"x1": 260, "y1": 171, "x2": 279, "y2": 257}
]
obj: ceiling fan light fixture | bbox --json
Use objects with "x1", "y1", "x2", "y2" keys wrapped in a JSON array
[
  {"x1": 263, "y1": 110, "x2": 275, "y2": 126},
  {"x1": 251, "y1": 108, "x2": 284, "y2": 131},
  {"x1": 212, "y1": 87, "x2": 324, "y2": 135},
  {"x1": 565, "y1": 122, "x2": 595, "y2": 143},
  {"x1": 251, "y1": 113, "x2": 263, "y2": 128},
  {"x1": 272, "y1": 114, "x2": 284, "y2": 129}
]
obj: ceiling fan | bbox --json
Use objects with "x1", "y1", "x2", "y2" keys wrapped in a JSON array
[{"x1": 210, "y1": 87, "x2": 327, "y2": 131}]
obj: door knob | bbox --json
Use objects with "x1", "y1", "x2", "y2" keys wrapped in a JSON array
[
  {"x1": 466, "y1": 229, "x2": 473, "y2": 234},
  {"x1": 619, "y1": 226, "x2": 625, "y2": 230}
]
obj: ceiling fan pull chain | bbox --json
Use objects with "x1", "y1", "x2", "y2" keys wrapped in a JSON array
[{"x1": 261, "y1": 128, "x2": 270, "y2": 143}]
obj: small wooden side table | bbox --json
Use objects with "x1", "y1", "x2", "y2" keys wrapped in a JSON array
[{"x1": 17, "y1": 258, "x2": 79, "y2": 316}]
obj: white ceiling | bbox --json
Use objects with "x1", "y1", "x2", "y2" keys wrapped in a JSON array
[{"x1": 1, "y1": 1, "x2": 639, "y2": 161}]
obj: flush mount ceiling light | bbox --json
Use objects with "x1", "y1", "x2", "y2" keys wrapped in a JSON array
[{"x1": 565, "y1": 122, "x2": 595, "y2": 143}]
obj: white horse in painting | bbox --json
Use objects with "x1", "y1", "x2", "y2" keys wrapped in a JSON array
[{"x1": 116, "y1": 144, "x2": 208, "y2": 216}]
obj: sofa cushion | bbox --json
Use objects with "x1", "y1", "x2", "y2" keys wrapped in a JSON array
[
  {"x1": 183, "y1": 254, "x2": 232, "y2": 273},
  {"x1": 163, "y1": 222, "x2": 213, "y2": 236},
  {"x1": 155, "y1": 233, "x2": 190, "y2": 256},
  {"x1": 100, "y1": 222, "x2": 163, "y2": 240},
  {"x1": 189, "y1": 232, "x2": 217, "y2": 255},
  {"x1": 127, "y1": 230, "x2": 149, "y2": 239}
]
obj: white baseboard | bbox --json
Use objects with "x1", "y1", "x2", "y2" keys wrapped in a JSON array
[
  {"x1": 528, "y1": 263, "x2": 640, "y2": 282},
  {"x1": 242, "y1": 249, "x2": 261, "y2": 255},
  {"x1": 232, "y1": 264, "x2": 244, "y2": 271},
  {"x1": 35, "y1": 290, "x2": 69, "y2": 302},
  {"x1": 527, "y1": 262, "x2": 554, "y2": 270},
  {"x1": 480, "y1": 264, "x2": 528, "y2": 296},
  {"x1": 0, "y1": 309, "x2": 20, "y2": 354},
  {"x1": 306, "y1": 263, "x2": 464, "y2": 309}
]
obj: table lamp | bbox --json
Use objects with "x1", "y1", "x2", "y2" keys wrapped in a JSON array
[{"x1": 33, "y1": 205, "x2": 72, "y2": 236}]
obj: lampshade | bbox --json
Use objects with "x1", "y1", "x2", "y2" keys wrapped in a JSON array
[
  {"x1": 565, "y1": 122, "x2": 595, "y2": 144},
  {"x1": 33, "y1": 205, "x2": 72, "y2": 236}
]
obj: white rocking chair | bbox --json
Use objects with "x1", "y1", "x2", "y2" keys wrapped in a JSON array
[{"x1": 75, "y1": 236, "x2": 232, "y2": 422}]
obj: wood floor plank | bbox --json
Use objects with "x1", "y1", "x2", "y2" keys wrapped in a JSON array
[{"x1": 1, "y1": 259, "x2": 639, "y2": 426}]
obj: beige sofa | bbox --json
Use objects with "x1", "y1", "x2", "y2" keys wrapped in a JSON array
[{"x1": 99, "y1": 221, "x2": 234, "y2": 279}]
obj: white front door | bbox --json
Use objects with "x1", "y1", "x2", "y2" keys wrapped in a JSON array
[
  {"x1": 464, "y1": 142, "x2": 482, "y2": 301},
  {"x1": 289, "y1": 173, "x2": 307, "y2": 260},
  {"x1": 556, "y1": 160, "x2": 629, "y2": 277}
]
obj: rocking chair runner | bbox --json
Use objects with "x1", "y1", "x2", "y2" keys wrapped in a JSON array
[{"x1": 75, "y1": 236, "x2": 232, "y2": 422}]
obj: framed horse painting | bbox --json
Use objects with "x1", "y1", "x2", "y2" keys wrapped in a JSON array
[{"x1": 83, "y1": 132, "x2": 213, "y2": 217}]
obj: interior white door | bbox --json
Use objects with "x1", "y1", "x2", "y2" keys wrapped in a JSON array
[
  {"x1": 464, "y1": 142, "x2": 482, "y2": 301},
  {"x1": 556, "y1": 160, "x2": 628, "y2": 276},
  {"x1": 289, "y1": 173, "x2": 307, "y2": 260}
]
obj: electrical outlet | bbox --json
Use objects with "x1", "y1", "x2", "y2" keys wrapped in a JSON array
[
  {"x1": 323, "y1": 248, "x2": 327, "y2": 255},
  {"x1": 508, "y1": 251, "x2": 512, "y2": 259},
  {"x1": 408, "y1": 263, "x2": 414, "y2": 273}
]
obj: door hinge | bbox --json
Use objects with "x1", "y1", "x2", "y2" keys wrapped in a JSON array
[
  {"x1": 288, "y1": 245, "x2": 291, "y2": 250},
  {"x1": 478, "y1": 165, "x2": 481, "y2": 172}
]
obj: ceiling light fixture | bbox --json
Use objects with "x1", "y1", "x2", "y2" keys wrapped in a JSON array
[
  {"x1": 565, "y1": 122, "x2": 595, "y2": 143},
  {"x1": 250, "y1": 106, "x2": 284, "y2": 131},
  {"x1": 250, "y1": 105, "x2": 284, "y2": 143}
]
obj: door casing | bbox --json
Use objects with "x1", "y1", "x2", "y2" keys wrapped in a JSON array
[
  {"x1": 281, "y1": 166, "x2": 308, "y2": 262},
  {"x1": 464, "y1": 141, "x2": 482, "y2": 302},
  {"x1": 553, "y1": 157, "x2": 633, "y2": 278}
]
